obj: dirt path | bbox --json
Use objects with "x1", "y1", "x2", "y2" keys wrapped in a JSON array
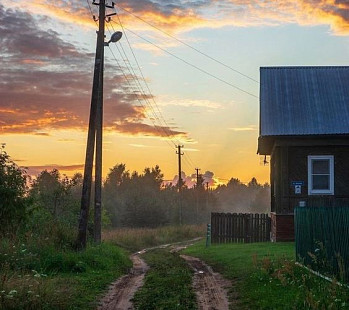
[
  {"x1": 97, "y1": 251, "x2": 149, "y2": 310},
  {"x1": 181, "y1": 254, "x2": 233, "y2": 310},
  {"x1": 98, "y1": 238, "x2": 236, "y2": 310}
]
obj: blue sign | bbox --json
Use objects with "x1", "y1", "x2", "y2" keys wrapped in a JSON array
[{"x1": 292, "y1": 181, "x2": 304, "y2": 186}]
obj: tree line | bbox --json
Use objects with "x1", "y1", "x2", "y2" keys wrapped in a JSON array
[{"x1": 0, "y1": 150, "x2": 270, "y2": 237}]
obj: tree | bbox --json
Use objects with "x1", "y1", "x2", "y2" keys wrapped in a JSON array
[
  {"x1": 30, "y1": 170, "x2": 82, "y2": 224},
  {"x1": 103, "y1": 164, "x2": 129, "y2": 227},
  {"x1": 121, "y1": 166, "x2": 167, "y2": 227},
  {"x1": 31, "y1": 169, "x2": 66, "y2": 218},
  {"x1": 0, "y1": 150, "x2": 31, "y2": 233},
  {"x1": 103, "y1": 164, "x2": 168, "y2": 228}
]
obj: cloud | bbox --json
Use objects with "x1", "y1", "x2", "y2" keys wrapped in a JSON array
[
  {"x1": 165, "y1": 169, "x2": 219, "y2": 188},
  {"x1": 129, "y1": 143, "x2": 150, "y2": 148},
  {"x1": 0, "y1": 5, "x2": 187, "y2": 139},
  {"x1": 159, "y1": 98, "x2": 222, "y2": 109},
  {"x1": 7, "y1": 0, "x2": 349, "y2": 37},
  {"x1": 182, "y1": 148, "x2": 199, "y2": 152},
  {"x1": 24, "y1": 163, "x2": 85, "y2": 176},
  {"x1": 228, "y1": 126, "x2": 256, "y2": 132}
]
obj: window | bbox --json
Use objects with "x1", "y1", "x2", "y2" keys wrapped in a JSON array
[{"x1": 308, "y1": 155, "x2": 334, "y2": 195}]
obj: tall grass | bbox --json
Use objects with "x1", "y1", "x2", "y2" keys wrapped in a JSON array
[
  {"x1": 0, "y1": 223, "x2": 131, "y2": 310},
  {"x1": 103, "y1": 224, "x2": 206, "y2": 252}
]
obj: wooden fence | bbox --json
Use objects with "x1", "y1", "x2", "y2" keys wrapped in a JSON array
[{"x1": 211, "y1": 212, "x2": 271, "y2": 243}]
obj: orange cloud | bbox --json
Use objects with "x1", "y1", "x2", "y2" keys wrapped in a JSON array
[
  {"x1": 0, "y1": 5, "x2": 188, "y2": 139},
  {"x1": 25, "y1": 164, "x2": 85, "y2": 176},
  {"x1": 12, "y1": 0, "x2": 348, "y2": 36}
]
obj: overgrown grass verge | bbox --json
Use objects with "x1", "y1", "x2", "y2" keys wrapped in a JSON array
[
  {"x1": 133, "y1": 249, "x2": 196, "y2": 310},
  {"x1": 0, "y1": 240, "x2": 131, "y2": 310},
  {"x1": 184, "y1": 241, "x2": 349, "y2": 310},
  {"x1": 103, "y1": 225, "x2": 205, "y2": 252}
]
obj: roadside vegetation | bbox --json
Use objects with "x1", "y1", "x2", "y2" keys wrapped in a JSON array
[
  {"x1": 0, "y1": 239, "x2": 131, "y2": 310},
  {"x1": 0, "y1": 147, "x2": 271, "y2": 309},
  {"x1": 184, "y1": 241, "x2": 349, "y2": 309},
  {"x1": 133, "y1": 249, "x2": 196, "y2": 310},
  {"x1": 103, "y1": 225, "x2": 205, "y2": 252}
]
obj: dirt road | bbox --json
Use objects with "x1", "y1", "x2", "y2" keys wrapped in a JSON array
[
  {"x1": 98, "y1": 239, "x2": 235, "y2": 310},
  {"x1": 181, "y1": 254, "x2": 232, "y2": 310},
  {"x1": 98, "y1": 251, "x2": 148, "y2": 310}
]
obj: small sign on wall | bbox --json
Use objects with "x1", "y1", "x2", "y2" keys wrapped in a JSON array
[
  {"x1": 292, "y1": 181, "x2": 304, "y2": 195},
  {"x1": 295, "y1": 185, "x2": 301, "y2": 194}
]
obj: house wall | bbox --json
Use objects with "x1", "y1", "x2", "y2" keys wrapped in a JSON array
[
  {"x1": 270, "y1": 213, "x2": 294, "y2": 242},
  {"x1": 270, "y1": 142, "x2": 349, "y2": 241}
]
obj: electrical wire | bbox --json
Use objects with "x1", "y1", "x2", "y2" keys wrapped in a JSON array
[
  {"x1": 109, "y1": 23, "x2": 177, "y2": 147},
  {"x1": 110, "y1": 19, "x2": 258, "y2": 99},
  {"x1": 108, "y1": 27, "x2": 174, "y2": 148},
  {"x1": 84, "y1": 0, "x2": 197, "y2": 175},
  {"x1": 116, "y1": 4, "x2": 259, "y2": 84},
  {"x1": 184, "y1": 151, "x2": 196, "y2": 168},
  {"x1": 84, "y1": 0, "x2": 182, "y2": 149},
  {"x1": 105, "y1": 25, "x2": 176, "y2": 149},
  {"x1": 112, "y1": 12, "x2": 183, "y2": 145}
]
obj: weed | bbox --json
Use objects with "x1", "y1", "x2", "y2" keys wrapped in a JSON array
[
  {"x1": 133, "y1": 249, "x2": 197, "y2": 310},
  {"x1": 104, "y1": 224, "x2": 205, "y2": 251}
]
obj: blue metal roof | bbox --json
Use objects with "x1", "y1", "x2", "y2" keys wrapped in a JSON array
[{"x1": 260, "y1": 66, "x2": 349, "y2": 136}]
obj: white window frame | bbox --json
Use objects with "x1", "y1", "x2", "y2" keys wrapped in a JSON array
[{"x1": 307, "y1": 155, "x2": 334, "y2": 195}]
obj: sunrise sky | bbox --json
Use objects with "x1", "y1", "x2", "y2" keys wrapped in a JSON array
[{"x1": 1, "y1": 0, "x2": 349, "y2": 186}]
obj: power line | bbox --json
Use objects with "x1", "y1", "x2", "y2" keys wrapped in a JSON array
[
  {"x1": 105, "y1": 26, "x2": 176, "y2": 149},
  {"x1": 111, "y1": 28, "x2": 175, "y2": 145},
  {"x1": 85, "y1": 0, "x2": 198, "y2": 177},
  {"x1": 184, "y1": 150, "x2": 196, "y2": 168},
  {"x1": 110, "y1": 19, "x2": 258, "y2": 99},
  {"x1": 85, "y1": 0, "x2": 182, "y2": 150},
  {"x1": 112, "y1": 13, "x2": 183, "y2": 145},
  {"x1": 116, "y1": 4, "x2": 259, "y2": 84}
]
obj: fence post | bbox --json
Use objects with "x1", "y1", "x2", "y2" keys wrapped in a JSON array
[{"x1": 206, "y1": 223, "x2": 211, "y2": 247}]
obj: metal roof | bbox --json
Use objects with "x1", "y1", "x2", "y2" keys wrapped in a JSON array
[{"x1": 260, "y1": 66, "x2": 349, "y2": 137}]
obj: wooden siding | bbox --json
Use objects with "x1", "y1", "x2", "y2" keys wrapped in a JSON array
[
  {"x1": 272, "y1": 143, "x2": 349, "y2": 215},
  {"x1": 271, "y1": 213, "x2": 294, "y2": 242}
]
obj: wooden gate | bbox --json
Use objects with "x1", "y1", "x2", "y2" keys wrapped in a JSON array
[{"x1": 211, "y1": 212, "x2": 271, "y2": 243}]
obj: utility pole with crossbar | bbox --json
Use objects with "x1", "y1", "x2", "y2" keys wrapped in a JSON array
[
  {"x1": 176, "y1": 145, "x2": 184, "y2": 225},
  {"x1": 76, "y1": 0, "x2": 121, "y2": 250}
]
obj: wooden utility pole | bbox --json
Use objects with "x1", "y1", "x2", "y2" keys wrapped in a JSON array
[
  {"x1": 205, "y1": 181, "x2": 209, "y2": 211},
  {"x1": 195, "y1": 168, "x2": 201, "y2": 224},
  {"x1": 176, "y1": 145, "x2": 184, "y2": 225},
  {"x1": 195, "y1": 168, "x2": 201, "y2": 186},
  {"x1": 94, "y1": 34, "x2": 104, "y2": 244},
  {"x1": 76, "y1": 0, "x2": 106, "y2": 250}
]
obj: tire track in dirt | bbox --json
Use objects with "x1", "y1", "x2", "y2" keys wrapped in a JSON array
[
  {"x1": 97, "y1": 251, "x2": 148, "y2": 310},
  {"x1": 180, "y1": 254, "x2": 232, "y2": 310},
  {"x1": 97, "y1": 238, "x2": 201, "y2": 310},
  {"x1": 97, "y1": 238, "x2": 237, "y2": 310}
]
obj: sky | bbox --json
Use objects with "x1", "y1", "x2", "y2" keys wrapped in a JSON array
[{"x1": 1, "y1": 0, "x2": 349, "y2": 186}]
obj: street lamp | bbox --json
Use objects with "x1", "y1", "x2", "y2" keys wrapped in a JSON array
[{"x1": 105, "y1": 31, "x2": 122, "y2": 46}]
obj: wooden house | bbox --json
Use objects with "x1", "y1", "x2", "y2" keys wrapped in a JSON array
[{"x1": 258, "y1": 66, "x2": 349, "y2": 242}]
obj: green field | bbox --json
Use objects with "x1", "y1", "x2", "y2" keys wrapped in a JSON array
[{"x1": 184, "y1": 241, "x2": 349, "y2": 310}]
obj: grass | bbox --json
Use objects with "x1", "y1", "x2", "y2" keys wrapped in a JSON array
[
  {"x1": 0, "y1": 240, "x2": 131, "y2": 310},
  {"x1": 184, "y1": 241, "x2": 349, "y2": 310},
  {"x1": 103, "y1": 224, "x2": 205, "y2": 252},
  {"x1": 0, "y1": 224, "x2": 205, "y2": 309},
  {"x1": 133, "y1": 249, "x2": 197, "y2": 310}
]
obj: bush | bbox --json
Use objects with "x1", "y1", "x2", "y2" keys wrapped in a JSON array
[{"x1": 0, "y1": 151, "x2": 32, "y2": 234}]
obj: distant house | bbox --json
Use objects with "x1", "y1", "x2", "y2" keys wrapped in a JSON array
[{"x1": 258, "y1": 66, "x2": 349, "y2": 242}]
